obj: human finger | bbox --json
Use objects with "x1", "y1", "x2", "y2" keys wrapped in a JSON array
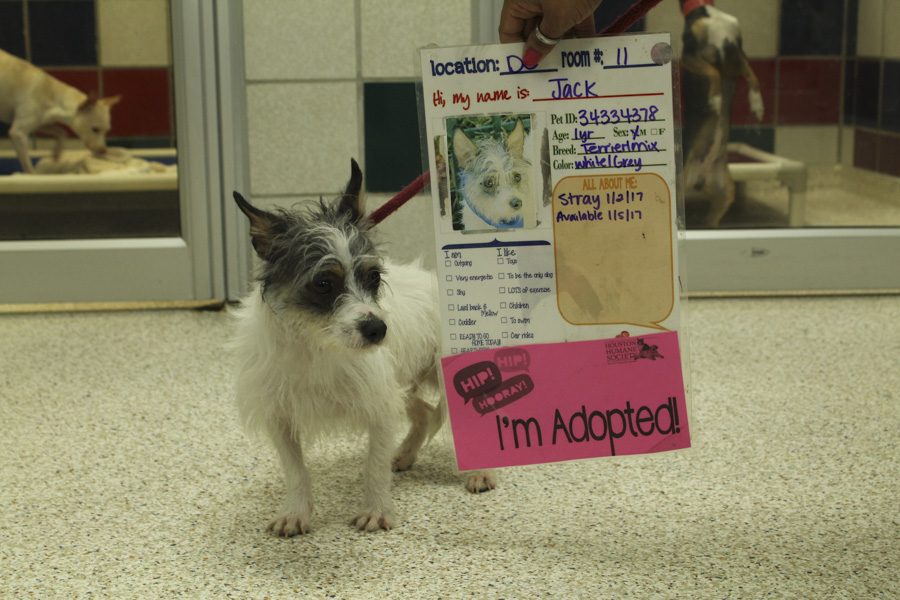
[{"x1": 498, "y1": 0, "x2": 544, "y2": 43}]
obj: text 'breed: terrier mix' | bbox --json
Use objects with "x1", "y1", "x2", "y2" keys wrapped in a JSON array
[{"x1": 232, "y1": 160, "x2": 496, "y2": 536}]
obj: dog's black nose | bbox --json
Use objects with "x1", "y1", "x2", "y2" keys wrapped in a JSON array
[
  {"x1": 510, "y1": 198, "x2": 522, "y2": 209},
  {"x1": 359, "y1": 316, "x2": 387, "y2": 344}
]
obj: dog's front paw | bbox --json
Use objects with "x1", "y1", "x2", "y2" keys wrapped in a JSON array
[
  {"x1": 465, "y1": 471, "x2": 497, "y2": 493},
  {"x1": 392, "y1": 451, "x2": 416, "y2": 472},
  {"x1": 352, "y1": 509, "x2": 395, "y2": 532},
  {"x1": 267, "y1": 514, "x2": 311, "y2": 537},
  {"x1": 749, "y1": 90, "x2": 765, "y2": 121}
]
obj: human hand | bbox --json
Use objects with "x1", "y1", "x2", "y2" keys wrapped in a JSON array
[{"x1": 498, "y1": 0, "x2": 603, "y2": 68}]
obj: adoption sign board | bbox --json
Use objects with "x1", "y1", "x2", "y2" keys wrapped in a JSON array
[{"x1": 419, "y1": 35, "x2": 689, "y2": 471}]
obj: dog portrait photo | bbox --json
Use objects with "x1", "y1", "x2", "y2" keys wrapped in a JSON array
[{"x1": 445, "y1": 114, "x2": 540, "y2": 233}]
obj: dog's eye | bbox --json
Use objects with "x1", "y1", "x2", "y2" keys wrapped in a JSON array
[
  {"x1": 312, "y1": 278, "x2": 333, "y2": 294},
  {"x1": 366, "y1": 270, "x2": 381, "y2": 287},
  {"x1": 512, "y1": 172, "x2": 521, "y2": 184},
  {"x1": 482, "y1": 176, "x2": 496, "y2": 190},
  {"x1": 92, "y1": 127, "x2": 101, "y2": 134}
]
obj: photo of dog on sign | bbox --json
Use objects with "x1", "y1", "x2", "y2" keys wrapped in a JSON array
[{"x1": 445, "y1": 114, "x2": 541, "y2": 232}]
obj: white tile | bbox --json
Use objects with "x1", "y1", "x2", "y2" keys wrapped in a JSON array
[
  {"x1": 644, "y1": 1, "x2": 684, "y2": 58},
  {"x1": 98, "y1": 0, "x2": 171, "y2": 67},
  {"x1": 243, "y1": 0, "x2": 356, "y2": 81},
  {"x1": 775, "y1": 126, "x2": 840, "y2": 165},
  {"x1": 255, "y1": 196, "x2": 313, "y2": 212},
  {"x1": 246, "y1": 82, "x2": 359, "y2": 195},
  {"x1": 857, "y1": 0, "x2": 885, "y2": 57},
  {"x1": 646, "y1": 0, "x2": 779, "y2": 58},
  {"x1": 362, "y1": 0, "x2": 472, "y2": 78},
  {"x1": 367, "y1": 193, "x2": 436, "y2": 268},
  {"x1": 716, "y1": 0, "x2": 780, "y2": 58},
  {"x1": 883, "y1": 0, "x2": 900, "y2": 58}
]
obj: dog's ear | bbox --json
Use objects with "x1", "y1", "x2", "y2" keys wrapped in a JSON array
[
  {"x1": 452, "y1": 128, "x2": 477, "y2": 170},
  {"x1": 233, "y1": 191, "x2": 282, "y2": 260},
  {"x1": 101, "y1": 95, "x2": 122, "y2": 108},
  {"x1": 337, "y1": 158, "x2": 365, "y2": 222},
  {"x1": 506, "y1": 120, "x2": 526, "y2": 159},
  {"x1": 78, "y1": 92, "x2": 99, "y2": 112}
]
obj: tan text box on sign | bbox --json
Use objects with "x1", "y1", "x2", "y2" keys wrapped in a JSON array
[{"x1": 552, "y1": 174, "x2": 674, "y2": 328}]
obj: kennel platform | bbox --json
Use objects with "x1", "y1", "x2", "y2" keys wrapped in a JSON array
[
  {"x1": 0, "y1": 148, "x2": 179, "y2": 239},
  {"x1": 727, "y1": 142, "x2": 807, "y2": 227},
  {"x1": 0, "y1": 148, "x2": 177, "y2": 194}
]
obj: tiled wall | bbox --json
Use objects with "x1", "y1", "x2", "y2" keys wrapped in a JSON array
[
  {"x1": 242, "y1": 0, "x2": 900, "y2": 219},
  {"x1": 646, "y1": 0, "x2": 900, "y2": 175},
  {"x1": 845, "y1": 0, "x2": 900, "y2": 176},
  {"x1": 242, "y1": 0, "x2": 473, "y2": 267},
  {"x1": 0, "y1": 0, "x2": 174, "y2": 148}
]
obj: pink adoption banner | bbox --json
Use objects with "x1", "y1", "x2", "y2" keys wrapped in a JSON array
[{"x1": 441, "y1": 331, "x2": 690, "y2": 471}]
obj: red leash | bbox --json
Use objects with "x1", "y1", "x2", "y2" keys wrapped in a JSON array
[
  {"x1": 368, "y1": 169, "x2": 431, "y2": 225},
  {"x1": 369, "y1": 0, "x2": 663, "y2": 226}
]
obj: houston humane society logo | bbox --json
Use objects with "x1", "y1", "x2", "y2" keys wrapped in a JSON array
[
  {"x1": 606, "y1": 336, "x2": 664, "y2": 364},
  {"x1": 453, "y1": 348, "x2": 534, "y2": 416}
]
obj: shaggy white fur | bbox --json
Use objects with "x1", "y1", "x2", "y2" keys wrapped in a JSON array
[
  {"x1": 233, "y1": 261, "x2": 447, "y2": 534},
  {"x1": 231, "y1": 164, "x2": 497, "y2": 536}
]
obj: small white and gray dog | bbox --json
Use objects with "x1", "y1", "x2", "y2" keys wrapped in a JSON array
[
  {"x1": 232, "y1": 160, "x2": 496, "y2": 536},
  {"x1": 452, "y1": 120, "x2": 533, "y2": 230}
]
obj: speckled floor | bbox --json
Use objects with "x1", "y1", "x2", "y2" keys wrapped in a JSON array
[{"x1": 1, "y1": 296, "x2": 898, "y2": 599}]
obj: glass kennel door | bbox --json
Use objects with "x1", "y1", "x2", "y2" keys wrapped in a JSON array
[
  {"x1": 470, "y1": 0, "x2": 900, "y2": 295},
  {"x1": 0, "y1": 1, "x2": 237, "y2": 305},
  {"x1": 646, "y1": 0, "x2": 900, "y2": 294}
]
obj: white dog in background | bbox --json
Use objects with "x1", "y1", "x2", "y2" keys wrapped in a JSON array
[
  {"x1": 231, "y1": 160, "x2": 497, "y2": 536},
  {"x1": 0, "y1": 49, "x2": 120, "y2": 173}
]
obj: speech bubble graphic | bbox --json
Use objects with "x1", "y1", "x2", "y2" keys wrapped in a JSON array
[
  {"x1": 453, "y1": 361, "x2": 501, "y2": 399},
  {"x1": 494, "y1": 347, "x2": 531, "y2": 372},
  {"x1": 552, "y1": 173, "x2": 674, "y2": 328},
  {"x1": 471, "y1": 374, "x2": 534, "y2": 415}
]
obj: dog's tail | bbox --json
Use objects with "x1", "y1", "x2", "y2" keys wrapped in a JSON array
[
  {"x1": 415, "y1": 368, "x2": 447, "y2": 445},
  {"x1": 429, "y1": 391, "x2": 448, "y2": 441}
]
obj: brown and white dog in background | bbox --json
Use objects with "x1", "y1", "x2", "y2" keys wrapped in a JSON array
[{"x1": 680, "y1": 0, "x2": 763, "y2": 227}]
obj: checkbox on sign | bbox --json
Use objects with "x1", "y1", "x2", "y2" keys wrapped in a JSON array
[
  {"x1": 500, "y1": 302, "x2": 507, "y2": 309},
  {"x1": 448, "y1": 304, "x2": 455, "y2": 311},
  {"x1": 449, "y1": 319, "x2": 456, "y2": 325},
  {"x1": 502, "y1": 332, "x2": 509, "y2": 338},
  {"x1": 499, "y1": 287, "x2": 506, "y2": 294},
  {"x1": 445, "y1": 260, "x2": 451, "y2": 267},
  {"x1": 501, "y1": 317, "x2": 508, "y2": 324},
  {"x1": 447, "y1": 289, "x2": 453, "y2": 296},
  {"x1": 450, "y1": 334, "x2": 457, "y2": 340},
  {"x1": 498, "y1": 273, "x2": 505, "y2": 279},
  {"x1": 445, "y1": 275, "x2": 453, "y2": 282},
  {"x1": 451, "y1": 348, "x2": 458, "y2": 355},
  {"x1": 497, "y1": 258, "x2": 504, "y2": 265}
]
